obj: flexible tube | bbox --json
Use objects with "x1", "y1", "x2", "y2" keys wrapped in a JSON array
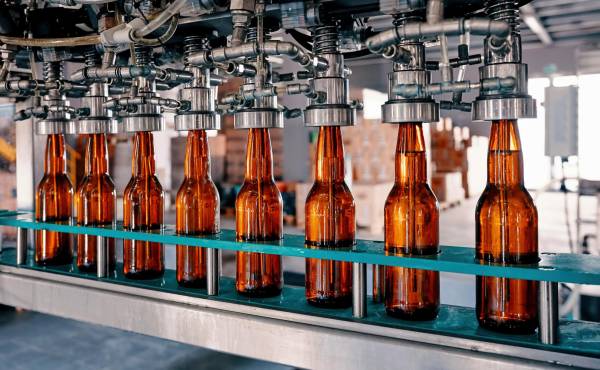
[
  {"x1": 130, "y1": 15, "x2": 179, "y2": 46},
  {"x1": 0, "y1": 34, "x2": 100, "y2": 47},
  {"x1": 135, "y1": 0, "x2": 188, "y2": 37}
]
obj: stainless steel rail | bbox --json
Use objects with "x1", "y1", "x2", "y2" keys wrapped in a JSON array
[{"x1": 0, "y1": 265, "x2": 596, "y2": 370}]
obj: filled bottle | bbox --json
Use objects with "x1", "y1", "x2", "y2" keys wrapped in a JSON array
[
  {"x1": 236, "y1": 128, "x2": 283, "y2": 296},
  {"x1": 176, "y1": 130, "x2": 220, "y2": 288},
  {"x1": 305, "y1": 126, "x2": 355, "y2": 308},
  {"x1": 123, "y1": 131, "x2": 165, "y2": 279},
  {"x1": 35, "y1": 134, "x2": 74, "y2": 265},
  {"x1": 476, "y1": 119, "x2": 539, "y2": 334},
  {"x1": 384, "y1": 123, "x2": 439, "y2": 320},
  {"x1": 75, "y1": 134, "x2": 116, "y2": 272}
]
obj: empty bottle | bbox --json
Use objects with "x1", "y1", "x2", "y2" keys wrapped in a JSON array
[
  {"x1": 176, "y1": 130, "x2": 220, "y2": 288},
  {"x1": 384, "y1": 123, "x2": 439, "y2": 320},
  {"x1": 35, "y1": 134, "x2": 73, "y2": 265},
  {"x1": 123, "y1": 131, "x2": 165, "y2": 279},
  {"x1": 75, "y1": 134, "x2": 116, "y2": 272},
  {"x1": 476, "y1": 119, "x2": 539, "y2": 334},
  {"x1": 305, "y1": 126, "x2": 355, "y2": 308},
  {"x1": 236, "y1": 128, "x2": 283, "y2": 297}
]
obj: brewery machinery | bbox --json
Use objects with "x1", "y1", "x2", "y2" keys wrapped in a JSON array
[{"x1": 0, "y1": 0, "x2": 599, "y2": 369}]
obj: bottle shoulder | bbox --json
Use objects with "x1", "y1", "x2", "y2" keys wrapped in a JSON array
[{"x1": 37, "y1": 173, "x2": 73, "y2": 193}]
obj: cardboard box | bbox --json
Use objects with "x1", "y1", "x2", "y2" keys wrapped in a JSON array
[
  {"x1": 353, "y1": 182, "x2": 394, "y2": 234},
  {"x1": 431, "y1": 171, "x2": 465, "y2": 204}
]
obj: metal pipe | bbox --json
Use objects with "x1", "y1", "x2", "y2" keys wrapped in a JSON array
[
  {"x1": 96, "y1": 236, "x2": 107, "y2": 278},
  {"x1": 70, "y1": 66, "x2": 155, "y2": 82},
  {"x1": 352, "y1": 262, "x2": 367, "y2": 318},
  {"x1": 47, "y1": 0, "x2": 116, "y2": 4},
  {"x1": 539, "y1": 281, "x2": 559, "y2": 345},
  {"x1": 366, "y1": 18, "x2": 510, "y2": 53},
  {"x1": 16, "y1": 227, "x2": 27, "y2": 265},
  {"x1": 0, "y1": 34, "x2": 101, "y2": 47},
  {"x1": 206, "y1": 248, "x2": 219, "y2": 295}
]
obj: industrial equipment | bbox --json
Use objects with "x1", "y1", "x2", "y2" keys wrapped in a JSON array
[{"x1": 0, "y1": 0, "x2": 598, "y2": 369}]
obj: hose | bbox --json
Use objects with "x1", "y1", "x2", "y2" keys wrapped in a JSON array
[
  {"x1": 0, "y1": 34, "x2": 100, "y2": 47},
  {"x1": 130, "y1": 15, "x2": 179, "y2": 46},
  {"x1": 135, "y1": 0, "x2": 188, "y2": 38}
]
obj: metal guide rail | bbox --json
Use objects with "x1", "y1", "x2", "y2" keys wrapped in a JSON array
[{"x1": 0, "y1": 210, "x2": 598, "y2": 370}]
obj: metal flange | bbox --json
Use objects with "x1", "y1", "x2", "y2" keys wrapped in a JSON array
[
  {"x1": 234, "y1": 109, "x2": 283, "y2": 129},
  {"x1": 35, "y1": 118, "x2": 74, "y2": 135},
  {"x1": 175, "y1": 113, "x2": 221, "y2": 131},
  {"x1": 303, "y1": 105, "x2": 355, "y2": 127},
  {"x1": 381, "y1": 100, "x2": 439, "y2": 124},
  {"x1": 122, "y1": 115, "x2": 164, "y2": 132},
  {"x1": 76, "y1": 118, "x2": 120, "y2": 134},
  {"x1": 472, "y1": 96, "x2": 537, "y2": 121}
]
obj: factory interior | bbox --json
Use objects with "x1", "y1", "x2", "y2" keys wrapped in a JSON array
[{"x1": 0, "y1": 0, "x2": 599, "y2": 369}]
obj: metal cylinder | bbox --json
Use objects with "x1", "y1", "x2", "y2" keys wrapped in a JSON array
[
  {"x1": 352, "y1": 262, "x2": 367, "y2": 318},
  {"x1": 16, "y1": 227, "x2": 27, "y2": 265},
  {"x1": 206, "y1": 248, "x2": 220, "y2": 295},
  {"x1": 372, "y1": 265, "x2": 386, "y2": 303},
  {"x1": 96, "y1": 236, "x2": 107, "y2": 278},
  {"x1": 538, "y1": 281, "x2": 559, "y2": 345}
]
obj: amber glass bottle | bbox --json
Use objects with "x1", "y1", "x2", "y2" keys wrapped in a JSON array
[
  {"x1": 75, "y1": 134, "x2": 116, "y2": 272},
  {"x1": 305, "y1": 127, "x2": 355, "y2": 308},
  {"x1": 123, "y1": 131, "x2": 165, "y2": 279},
  {"x1": 236, "y1": 128, "x2": 283, "y2": 297},
  {"x1": 35, "y1": 134, "x2": 73, "y2": 265},
  {"x1": 384, "y1": 123, "x2": 439, "y2": 320},
  {"x1": 176, "y1": 130, "x2": 220, "y2": 288},
  {"x1": 476, "y1": 119, "x2": 539, "y2": 334}
]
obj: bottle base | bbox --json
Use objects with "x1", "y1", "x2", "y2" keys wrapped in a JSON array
[
  {"x1": 35, "y1": 254, "x2": 73, "y2": 267},
  {"x1": 177, "y1": 277, "x2": 207, "y2": 289},
  {"x1": 236, "y1": 285, "x2": 282, "y2": 298},
  {"x1": 78, "y1": 263, "x2": 116, "y2": 273},
  {"x1": 124, "y1": 269, "x2": 165, "y2": 280},
  {"x1": 478, "y1": 316, "x2": 538, "y2": 335},
  {"x1": 386, "y1": 306, "x2": 439, "y2": 321},
  {"x1": 307, "y1": 295, "x2": 352, "y2": 309}
]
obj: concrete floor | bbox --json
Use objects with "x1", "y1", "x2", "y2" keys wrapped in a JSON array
[{"x1": 0, "y1": 191, "x2": 595, "y2": 369}]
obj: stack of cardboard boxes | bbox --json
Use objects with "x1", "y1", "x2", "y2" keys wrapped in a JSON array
[{"x1": 430, "y1": 118, "x2": 468, "y2": 205}]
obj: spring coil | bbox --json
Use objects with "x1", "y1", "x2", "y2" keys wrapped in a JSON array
[
  {"x1": 485, "y1": 0, "x2": 520, "y2": 32},
  {"x1": 183, "y1": 36, "x2": 208, "y2": 65},
  {"x1": 312, "y1": 24, "x2": 339, "y2": 55},
  {"x1": 392, "y1": 11, "x2": 424, "y2": 27},
  {"x1": 133, "y1": 44, "x2": 151, "y2": 66},
  {"x1": 83, "y1": 47, "x2": 101, "y2": 67},
  {"x1": 43, "y1": 61, "x2": 63, "y2": 82}
]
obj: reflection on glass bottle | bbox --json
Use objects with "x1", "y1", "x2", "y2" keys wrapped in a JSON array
[
  {"x1": 123, "y1": 131, "x2": 164, "y2": 279},
  {"x1": 35, "y1": 134, "x2": 73, "y2": 265},
  {"x1": 305, "y1": 127, "x2": 355, "y2": 308},
  {"x1": 384, "y1": 123, "x2": 439, "y2": 320},
  {"x1": 476, "y1": 119, "x2": 539, "y2": 334},
  {"x1": 75, "y1": 134, "x2": 116, "y2": 272},
  {"x1": 176, "y1": 130, "x2": 220, "y2": 288},
  {"x1": 236, "y1": 128, "x2": 283, "y2": 297}
]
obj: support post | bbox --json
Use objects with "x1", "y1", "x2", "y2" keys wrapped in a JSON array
[
  {"x1": 539, "y1": 281, "x2": 559, "y2": 344},
  {"x1": 352, "y1": 262, "x2": 367, "y2": 318},
  {"x1": 206, "y1": 248, "x2": 220, "y2": 296},
  {"x1": 16, "y1": 227, "x2": 27, "y2": 265}
]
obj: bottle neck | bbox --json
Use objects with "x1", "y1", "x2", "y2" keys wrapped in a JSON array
[
  {"x1": 131, "y1": 131, "x2": 156, "y2": 177},
  {"x1": 487, "y1": 119, "x2": 524, "y2": 186},
  {"x1": 84, "y1": 133, "x2": 109, "y2": 176},
  {"x1": 44, "y1": 134, "x2": 67, "y2": 175},
  {"x1": 314, "y1": 126, "x2": 345, "y2": 182},
  {"x1": 395, "y1": 123, "x2": 428, "y2": 184},
  {"x1": 184, "y1": 130, "x2": 211, "y2": 180},
  {"x1": 244, "y1": 128, "x2": 274, "y2": 181}
]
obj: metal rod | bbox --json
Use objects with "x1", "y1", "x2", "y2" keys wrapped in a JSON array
[
  {"x1": 352, "y1": 262, "x2": 367, "y2": 318},
  {"x1": 539, "y1": 281, "x2": 559, "y2": 344},
  {"x1": 206, "y1": 248, "x2": 220, "y2": 295},
  {"x1": 96, "y1": 236, "x2": 107, "y2": 278},
  {"x1": 16, "y1": 227, "x2": 27, "y2": 265}
]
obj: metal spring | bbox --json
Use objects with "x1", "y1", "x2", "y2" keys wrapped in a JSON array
[
  {"x1": 246, "y1": 26, "x2": 257, "y2": 43},
  {"x1": 83, "y1": 47, "x2": 101, "y2": 67},
  {"x1": 133, "y1": 44, "x2": 151, "y2": 66},
  {"x1": 183, "y1": 36, "x2": 208, "y2": 65},
  {"x1": 393, "y1": 11, "x2": 424, "y2": 27},
  {"x1": 485, "y1": 0, "x2": 520, "y2": 32},
  {"x1": 312, "y1": 24, "x2": 339, "y2": 54},
  {"x1": 43, "y1": 61, "x2": 63, "y2": 82}
]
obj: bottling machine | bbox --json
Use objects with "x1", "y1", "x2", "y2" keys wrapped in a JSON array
[{"x1": 0, "y1": 0, "x2": 598, "y2": 369}]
